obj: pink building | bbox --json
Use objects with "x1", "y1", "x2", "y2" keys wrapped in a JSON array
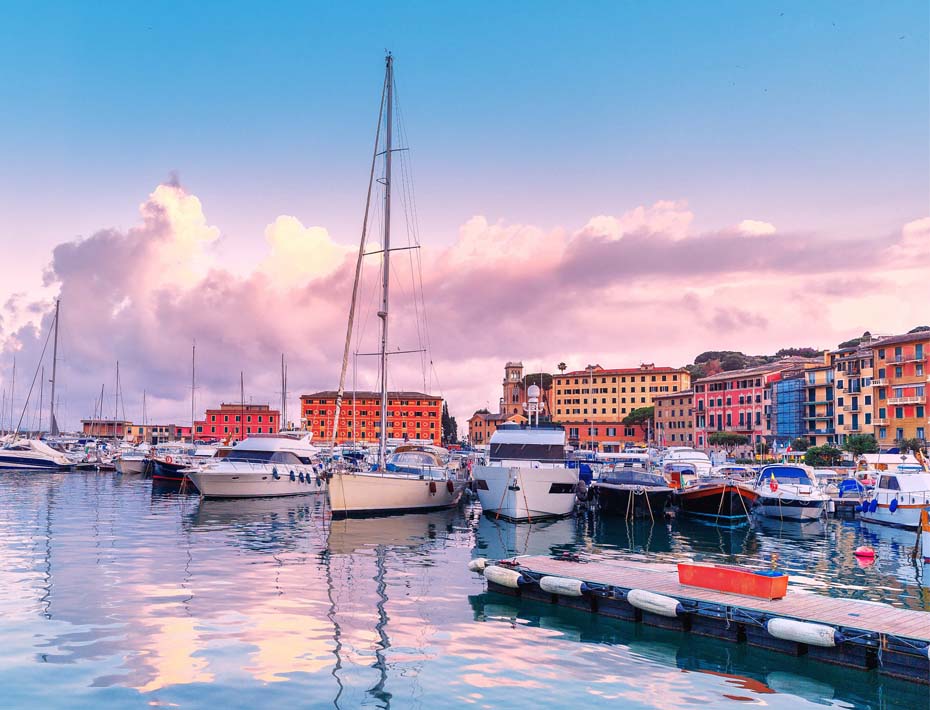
[{"x1": 693, "y1": 358, "x2": 818, "y2": 450}]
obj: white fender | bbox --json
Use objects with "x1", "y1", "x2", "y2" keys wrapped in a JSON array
[
  {"x1": 467, "y1": 558, "x2": 489, "y2": 573},
  {"x1": 483, "y1": 565, "x2": 526, "y2": 589},
  {"x1": 539, "y1": 575, "x2": 587, "y2": 597},
  {"x1": 627, "y1": 589, "x2": 683, "y2": 618},
  {"x1": 766, "y1": 618, "x2": 842, "y2": 647}
]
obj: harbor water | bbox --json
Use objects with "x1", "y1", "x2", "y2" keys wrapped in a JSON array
[{"x1": 0, "y1": 472, "x2": 927, "y2": 709}]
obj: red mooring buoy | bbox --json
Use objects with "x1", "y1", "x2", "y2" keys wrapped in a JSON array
[{"x1": 854, "y1": 546, "x2": 875, "y2": 559}]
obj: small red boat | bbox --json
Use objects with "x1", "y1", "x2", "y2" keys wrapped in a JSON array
[{"x1": 677, "y1": 562, "x2": 788, "y2": 600}]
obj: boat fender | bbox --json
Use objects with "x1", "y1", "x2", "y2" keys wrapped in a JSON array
[
  {"x1": 627, "y1": 589, "x2": 684, "y2": 618},
  {"x1": 889, "y1": 499, "x2": 898, "y2": 513},
  {"x1": 299, "y1": 472, "x2": 305, "y2": 483},
  {"x1": 316, "y1": 476, "x2": 322, "y2": 486},
  {"x1": 539, "y1": 575, "x2": 589, "y2": 597},
  {"x1": 854, "y1": 503, "x2": 862, "y2": 513},
  {"x1": 869, "y1": 499, "x2": 878, "y2": 513},
  {"x1": 272, "y1": 467, "x2": 280, "y2": 480},
  {"x1": 446, "y1": 480, "x2": 455, "y2": 494},
  {"x1": 467, "y1": 558, "x2": 488, "y2": 573},
  {"x1": 854, "y1": 546, "x2": 875, "y2": 559},
  {"x1": 766, "y1": 618, "x2": 844, "y2": 647},
  {"x1": 575, "y1": 480, "x2": 588, "y2": 502},
  {"x1": 290, "y1": 471, "x2": 296, "y2": 481},
  {"x1": 429, "y1": 480, "x2": 437, "y2": 495},
  {"x1": 483, "y1": 565, "x2": 528, "y2": 589}
]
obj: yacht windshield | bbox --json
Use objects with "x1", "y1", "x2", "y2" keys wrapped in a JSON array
[
  {"x1": 759, "y1": 466, "x2": 813, "y2": 485},
  {"x1": 225, "y1": 450, "x2": 307, "y2": 465}
]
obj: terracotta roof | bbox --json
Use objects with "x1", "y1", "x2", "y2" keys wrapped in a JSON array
[
  {"x1": 693, "y1": 357, "x2": 820, "y2": 383},
  {"x1": 867, "y1": 331, "x2": 930, "y2": 348},
  {"x1": 653, "y1": 389, "x2": 693, "y2": 399},
  {"x1": 558, "y1": 366, "x2": 687, "y2": 378},
  {"x1": 301, "y1": 391, "x2": 441, "y2": 400}
]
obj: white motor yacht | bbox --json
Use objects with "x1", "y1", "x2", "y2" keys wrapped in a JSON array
[
  {"x1": 754, "y1": 464, "x2": 829, "y2": 520},
  {"x1": 662, "y1": 447, "x2": 713, "y2": 476},
  {"x1": 0, "y1": 438, "x2": 73, "y2": 471},
  {"x1": 185, "y1": 432, "x2": 323, "y2": 498},
  {"x1": 859, "y1": 465, "x2": 930, "y2": 529},
  {"x1": 473, "y1": 425, "x2": 580, "y2": 522}
]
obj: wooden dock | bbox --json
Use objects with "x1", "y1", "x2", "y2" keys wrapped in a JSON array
[{"x1": 482, "y1": 555, "x2": 930, "y2": 684}]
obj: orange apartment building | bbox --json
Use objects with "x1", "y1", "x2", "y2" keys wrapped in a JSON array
[
  {"x1": 869, "y1": 332, "x2": 928, "y2": 444},
  {"x1": 468, "y1": 410, "x2": 526, "y2": 445},
  {"x1": 194, "y1": 403, "x2": 281, "y2": 443},
  {"x1": 301, "y1": 391, "x2": 442, "y2": 445},
  {"x1": 653, "y1": 389, "x2": 694, "y2": 446}
]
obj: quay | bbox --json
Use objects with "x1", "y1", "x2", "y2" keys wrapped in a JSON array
[{"x1": 477, "y1": 555, "x2": 930, "y2": 685}]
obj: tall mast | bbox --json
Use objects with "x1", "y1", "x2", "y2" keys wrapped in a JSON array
[
  {"x1": 48, "y1": 300, "x2": 59, "y2": 435},
  {"x1": 378, "y1": 53, "x2": 394, "y2": 469},
  {"x1": 281, "y1": 354, "x2": 286, "y2": 432},
  {"x1": 9, "y1": 357, "x2": 15, "y2": 435},
  {"x1": 191, "y1": 344, "x2": 196, "y2": 443},
  {"x1": 38, "y1": 366, "x2": 44, "y2": 436},
  {"x1": 331, "y1": 61, "x2": 388, "y2": 451},
  {"x1": 240, "y1": 371, "x2": 245, "y2": 442},
  {"x1": 114, "y1": 361, "x2": 120, "y2": 424}
]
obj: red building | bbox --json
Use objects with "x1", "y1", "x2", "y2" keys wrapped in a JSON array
[
  {"x1": 301, "y1": 390, "x2": 442, "y2": 445},
  {"x1": 194, "y1": 403, "x2": 280, "y2": 443},
  {"x1": 562, "y1": 421, "x2": 644, "y2": 452},
  {"x1": 693, "y1": 357, "x2": 818, "y2": 450}
]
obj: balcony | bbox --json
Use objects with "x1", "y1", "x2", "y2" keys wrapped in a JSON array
[
  {"x1": 887, "y1": 396, "x2": 925, "y2": 405},
  {"x1": 872, "y1": 418, "x2": 889, "y2": 426},
  {"x1": 804, "y1": 414, "x2": 834, "y2": 420},
  {"x1": 870, "y1": 378, "x2": 888, "y2": 386},
  {"x1": 892, "y1": 354, "x2": 926, "y2": 363}
]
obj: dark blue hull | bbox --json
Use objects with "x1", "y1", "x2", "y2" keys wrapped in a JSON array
[
  {"x1": 0, "y1": 455, "x2": 72, "y2": 471},
  {"x1": 151, "y1": 459, "x2": 188, "y2": 481}
]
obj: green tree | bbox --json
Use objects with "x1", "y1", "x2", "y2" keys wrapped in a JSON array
[
  {"x1": 842, "y1": 434, "x2": 878, "y2": 457},
  {"x1": 621, "y1": 406, "x2": 654, "y2": 437},
  {"x1": 897, "y1": 437, "x2": 926, "y2": 455},
  {"x1": 441, "y1": 403, "x2": 458, "y2": 445},
  {"x1": 804, "y1": 445, "x2": 842, "y2": 467},
  {"x1": 557, "y1": 362, "x2": 567, "y2": 374},
  {"x1": 790, "y1": 437, "x2": 810, "y2": 452},
  {"x1": 707, "y1": 431, "x2": 749, "y2": 455}
]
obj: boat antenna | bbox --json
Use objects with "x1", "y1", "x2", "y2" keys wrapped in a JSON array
[
  {"x1": 191, "y1": 343, "x2": 196, "y2": 444},
  {"x1": 240, "y1": 370, "x2": 245, "y2": 443},
  {"x1": 378, "y1": 52, "x2": 394, "y2": 470},
  {"x1": 330, "y1": 56, "x2": 388, "y2": 451}
]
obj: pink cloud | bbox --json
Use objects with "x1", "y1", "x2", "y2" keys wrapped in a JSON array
[{"x1": 1, "y1": 183, "x2": 927, "y2": 432}]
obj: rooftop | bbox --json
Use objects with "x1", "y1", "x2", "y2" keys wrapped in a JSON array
[
  {"x1": 653, "y1": 389, "x2": 694, "y2": 400},
  {"x1": 558, "y1": 364, "x2": 687, "y2": 378},
  {"x1": 868, "y1": 331, "x2": 930, "y2": 348},
  {"x1": 302, "y1": 390, "x2": 441, "y2": 400},
  {"x1": 694, "y1": 357, "x2": 820, "y2": 383}
]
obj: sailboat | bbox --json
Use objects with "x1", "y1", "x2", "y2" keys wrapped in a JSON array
[
  {"x1": 327, "y1": 54, "x2": 467, "y2": 518},
  {"x1": 0, "y1": 300, "x2": 73, "y2": 471}
]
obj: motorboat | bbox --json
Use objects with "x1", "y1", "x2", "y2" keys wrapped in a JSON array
[
  {"x1": 711, "y1": 464, "x2": 756, "y2": 480},
  {"x1": 673, "y1": 474, "x2": 759, "y2": 524},
  {"x1": 753, "y1": 464, "x2": 829, "y2": 521},
  {"x1": 473, "y1": 425, "x2": 580, "y2": 522},
  {"x1": 661, "y1": 447, "x2": 713, "y2": 476},
  {"x1": 329, "y1": 444, "x2": 467, "y2": 517},
  {"x1": 115, "y1": 443, "x2": 153, "y2": 475},
  {"x1": 0, "y1": 438, "x2": 73, "y2": 471},
  {"x1": 591, "y1": 464, "x2": 672, "y2": 520},
  {"x1": 858, "y1": 465, "x2": 930, "y2": 529},
  {"x1": 151, "y1": 443, "x2": 216, "y2": 482},
  {"x1": 185, "y1": 432, "x2": 324, "y2": 498}
]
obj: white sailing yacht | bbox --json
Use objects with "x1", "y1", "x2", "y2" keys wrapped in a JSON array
[{"x1": 328, "y1": 54, "x2": 466, "y2": 518}]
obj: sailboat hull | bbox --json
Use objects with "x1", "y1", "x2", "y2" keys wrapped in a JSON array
[{"x1": 329, "y1": 472, "x2": 465, "y2": 518}]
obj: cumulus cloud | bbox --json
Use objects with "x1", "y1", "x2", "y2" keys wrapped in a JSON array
[
  {"x1": 1, "y1": 183, "x2": 927, "y2": 429},
  {"x1": 736, "y1": 219, "x2": 777, "y2": 236}
]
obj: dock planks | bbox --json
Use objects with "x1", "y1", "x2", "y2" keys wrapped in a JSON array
[{"x1": 507, "y1": 555, "x2": 930, "y2": 641}]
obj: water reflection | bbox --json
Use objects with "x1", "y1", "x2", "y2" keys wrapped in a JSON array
[{"x1": 0, "y1": 473, "x2": 926, "y2": 709}]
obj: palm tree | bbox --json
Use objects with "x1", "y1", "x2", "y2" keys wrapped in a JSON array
[{"x1": 557, "y1": 362, "x2": 566, "y2": 374}]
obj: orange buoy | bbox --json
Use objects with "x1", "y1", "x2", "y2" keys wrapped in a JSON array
[{"x1": 854, "y1": 546, "x2": 875, "y2": 559}]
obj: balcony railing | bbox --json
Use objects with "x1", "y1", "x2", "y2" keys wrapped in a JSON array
[
  {"x1": 872, "y1": 418, "x2": 889, "y2": 426},
  {"x1": 887, "y1": 396, "x2": 925, "y2": 405},
  {"x1": 892, "y1": 354, "x2": 926, "y2": 363},
  {"x1": 870, "y1": 378, "x2": 888, "y2": 386},
  {"x1": 804, "y1": 414, "x2": 834, "y2": 420}
]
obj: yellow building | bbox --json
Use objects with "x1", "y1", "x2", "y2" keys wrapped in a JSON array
[
  {"x1": 870, "y1": 332, "x2": 929, "y2": 445},
  {"x1": 551, "y1": 363, "x2": 690, "y2": 423},
  {"x1": 653, "y1": 389, "x2": 694, "y2": 446},
  {"x1": 832, "y1": 345, "x2": 875, "y2": 445}
]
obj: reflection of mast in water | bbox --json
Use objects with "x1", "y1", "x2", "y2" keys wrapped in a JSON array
[
  {"x1": 368, "y1": 545, "x2": 392, "y2": 709},
  {"x1": 323, "y1": 548, "x2": 346, "y2": 709},
  {"x1": 39, "y1": 480, "x2": 55, "y2": 621}
]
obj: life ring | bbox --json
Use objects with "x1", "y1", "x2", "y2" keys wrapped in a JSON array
[{"x1": 165, "y1": 455, "x2": 173, "y2": 464}]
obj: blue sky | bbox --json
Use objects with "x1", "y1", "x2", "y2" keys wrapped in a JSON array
[{"x1": 0, "y1": 2, "x2": 927, "y2": 425}]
